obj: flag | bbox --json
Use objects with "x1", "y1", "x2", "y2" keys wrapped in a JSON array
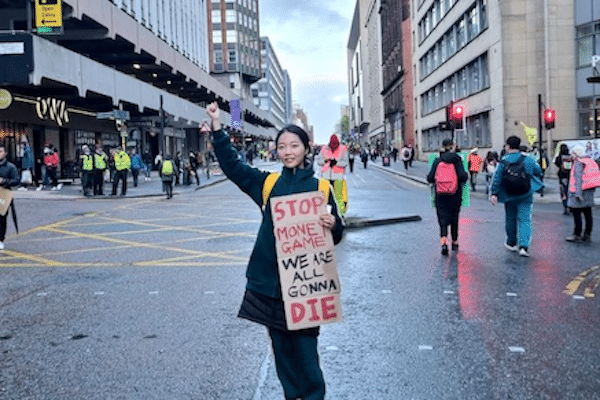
[{"x1": 520, "y1": 122, "x2": 537, "y2": 145}]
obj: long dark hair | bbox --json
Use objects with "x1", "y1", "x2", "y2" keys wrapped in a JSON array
[{"x1": 276, "y1": 125, "x2": 310, "y2": 150}]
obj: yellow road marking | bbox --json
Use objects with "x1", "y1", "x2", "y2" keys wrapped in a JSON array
[
  {"x1": 1, "y1": 250, "x2": 65, "y2": 267},
  {"x1": 584, "y1": 273, "x2": 600, "y2": 298},
  {"x1": 564, "y1": 265, "x2": 600, "y2": 296}
]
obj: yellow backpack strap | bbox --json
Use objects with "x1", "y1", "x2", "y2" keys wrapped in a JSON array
[
  {"x1": 318, "y1": 178, "x2": 330, "y2": 203},
  {"x1": 262, "y1": 172, "x2": 281, "y2": 207}
]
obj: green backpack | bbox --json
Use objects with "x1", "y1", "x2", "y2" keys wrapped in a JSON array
[{"x1": 161, "y1": 160, "x2": 173, "y2": 175}]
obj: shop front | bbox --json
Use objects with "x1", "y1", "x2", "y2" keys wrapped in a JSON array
[{"x1": 0, "y1": 89, "x2": 119, "y2": 183}]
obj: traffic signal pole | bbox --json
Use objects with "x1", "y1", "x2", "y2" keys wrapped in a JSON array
[{"x1": 538, "y1": 94, "x2": 543, "y2": 168}]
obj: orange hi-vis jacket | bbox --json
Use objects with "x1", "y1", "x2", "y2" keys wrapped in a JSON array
[
  {"x1": 468, "y1": 153, "x2": 483, "y2": 172},
  {"x1": 320, "y1": 145, "x2": 348, "y2": 181},
  {"x1": 569, "y1": 157, "x2": 600, "y2": 192}
]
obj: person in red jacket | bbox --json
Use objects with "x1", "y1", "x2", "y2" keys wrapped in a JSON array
[
  {"x1": 468, "y1": 148, "x2": 483, "y2": 191},
  {"x1": 42, "y1": 144, "x2": 60, "y2": 190}
]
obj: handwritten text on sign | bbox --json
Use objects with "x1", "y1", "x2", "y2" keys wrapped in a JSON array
[{"x1": 271, "y1": 191, "x2": 342, "y2": 330}]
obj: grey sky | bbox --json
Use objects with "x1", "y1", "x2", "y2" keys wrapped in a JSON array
[{"x1": 259, "y1": 0, "x2": 354, "y2": 144}]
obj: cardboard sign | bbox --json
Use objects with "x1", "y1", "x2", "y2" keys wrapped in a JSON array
[
  {"x1": 0, "y1": 188, "x2": 12, "y2": 216},
  {"x1": 271, "y1": 191, "x2": 342, "y2": 330}
]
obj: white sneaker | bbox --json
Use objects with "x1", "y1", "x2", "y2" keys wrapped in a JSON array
[
  {"x1": 504, "y1": 242, "x2": 519, "y2": 252},
  {"x1": 17, "y1": 187, "x2": 27, "y2": 191},
  {"x1": 36, "y1": 186, "x2": 43, "y2": 191},
  {"x1": 0, "y1": 242, "x2": 4, "y2": 250},
  {"x1": 51, "y1": 186, "x2": 57, "y2": 190},
  {"x1": 57, "y1": 183, "x2": 63, "y2": 190},
  {"x1": 519, "y1": 248, "x2": 530, "y2": 257}
]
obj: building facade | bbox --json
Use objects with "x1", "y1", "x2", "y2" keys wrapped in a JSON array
[
  {"x1": 250, "y1": 37, "x2": 290, "y2": 131},
  {"x1": 413, "y1": 0, "x2": 577, "y2": 159},
  {"x1": 0, "y1": 0, "x2": 275, "y2": 182}
]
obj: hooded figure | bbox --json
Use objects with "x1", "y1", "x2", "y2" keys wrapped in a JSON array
[{"x1": 317, "y1": 134, "x2": 349, "y2": 214}]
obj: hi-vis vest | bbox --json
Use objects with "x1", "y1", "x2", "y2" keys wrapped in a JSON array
[
  {"x1": 570, "y1": 157, "x2": 600, "y2": 192},
  {"x1": 94, "y1": 152, "x2": 107, "y2": 170},
  {"x1": 80, "y1": 154, "x2": 94, "y2": 171},
  {"x1": 261, "y1": 172, "x2": 330, "y2": 211},
  {"x1": 114, "y1": 151, "x2": 131, "y2": 171},
  {"x1": 320, "y1": 145, "x2": 347, "y2": 181}
]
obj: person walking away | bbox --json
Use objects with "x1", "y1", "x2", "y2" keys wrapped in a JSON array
[
  {"x1": 401, "y1": 145, "x2": 411, "y2": 170},
  {"x1": 360, "y1": 149, "x2": 368, "y2": 169},
  {"x1": 142, "y1": 149, "x2": 153, "y2": 180},
  {"x1": 112, "y1": 146, "x2": 130, "y2": 196},
  {"x1": 0, "y1": 144, "x2": 19, "y2": 250},
  {"x1": 18, "y1": 137, "x2": 35, "y2": 190},
  {"x1": 317, "y1": 134, "x2": 349, "y2": 214},
  {"x1": 392, "y1": 147, "x2": 398, "y2": 163},
  {"x1": 79, "y1": 145, "x2": 94, "y2": 197},
  {"x1": 43, "y1": 144, "x2": 60, "y2": 190},
  {"x1": 189, "y1": 151, "x2": 200, "y2": 185},
  {"x1": 159, "y1": 155, "x2": 175, "y2": 199},
  {"x1": 427, "y1": 138, "x2": 469, "y2": 255},
  {"x1": 408, "y1": 144, "x2": 415, "y2": 167},
  {"x1": 205, "y1": 101, "x2": 344, "y2": 400},
  {"x1": 468, "y1": 148, "x2": 483, "y2": 191},
  {"x1": 554, "y1": 143, "x2": 573, "y2": 214},
  {"x1": 565, "y1": 145, "x2": 600, "y2": 242},
  {"x1": 348, "y1": 148, "x2": 355, "y2": 173},
  {"x1": 483, "y1": 151, "x2": 498, "y2": 194},
  {"x1": 93, "y1": 145, "x2": 108, "y2": 195},
  {"x1": 129, "y1": 148, "x2": 143, "y2": 187},
  {"x1": 490, "y1": 136, "x2": 544, "y2": 257}
]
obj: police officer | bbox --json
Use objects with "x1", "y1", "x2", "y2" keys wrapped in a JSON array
[
  {"x1": 112, "y1": 146, "x2": 131, "y2": 196},
  {"x1": 79, "y1": 145, "x2": 94, "y2": 197},
  {"x1": 93, "y1": 145, "x2": 108, "y2": 195}
]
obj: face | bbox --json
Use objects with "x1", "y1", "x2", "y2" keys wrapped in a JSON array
[
  {"x1": 277, "y1": 131, "x2": 308, "y2": 169},
  {"x1": 0, "y1": 147, "x2": 6, "y2": 160}
]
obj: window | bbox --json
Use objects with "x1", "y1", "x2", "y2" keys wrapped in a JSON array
[
  {"x1": 480, "y1": 0, "x2": 488, "y2": 30},
  {"x1": 214, "y1": 50, "x2": 223, "y2": 63},
  {"x1": 457, "y1": 18, "x2": 466, "y2": 49},
  {"x1": 467, "y1": 6, "x2": 479, "y2": 41},
  {"x1": 226, "y1": 10, "x2": 236, "y2": 23},
  {"x1": 227, "y1": 30, "x2": 237, "y2": 42},
  {"x1": 212, "y1": 10, "x2": 221, "y2": 21},
  {"x1": 213, "y1": 30, "x2": 222, "y2": 43},
  {"x1": 229, "y1": 50, "x2": 237, "y2": 63}
]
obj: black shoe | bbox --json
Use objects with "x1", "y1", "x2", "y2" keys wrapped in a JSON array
[
  {"x1": 581, "y1": 233, "x2": 591, "y2": 242},
  {"x1": 451, "y1": 242, "x2": 459, "y2": 251},
  {"x1": 441, "y1": 244, "x2": 449, "y2": 256}
]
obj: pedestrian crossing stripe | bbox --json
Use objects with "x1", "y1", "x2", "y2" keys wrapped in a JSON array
[{"x1": 564, "y1": 265, "x2": 600, "y2": 298}]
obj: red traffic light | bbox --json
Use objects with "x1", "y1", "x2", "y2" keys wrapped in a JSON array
[
  {"x1": 453, "y1": 104, "x2": 464, "y2": 117},
  {"x1": 543, "y1": 108, "x2": 555, "y2": 129}
]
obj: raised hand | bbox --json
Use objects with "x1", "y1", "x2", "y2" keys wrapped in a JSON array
[{"x1": 206, "y1": 101, "x2": 221, "y2": 131}]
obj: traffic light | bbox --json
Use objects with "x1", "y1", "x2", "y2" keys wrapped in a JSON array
[
  {"x1": 448, "y1": 103, "x2": 464, "y2": 130},
  {"x1": 543, "y1": 108, "x2": 555, "y2": 129}
]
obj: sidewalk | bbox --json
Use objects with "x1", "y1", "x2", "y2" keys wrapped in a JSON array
[{"x1": 369, "y1": 156, "x2": 573, "y2": 205}]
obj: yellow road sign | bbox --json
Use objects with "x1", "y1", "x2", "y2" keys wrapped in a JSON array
[{"x1": 35, "y1": 0, "x2": 62, "y2": 31}]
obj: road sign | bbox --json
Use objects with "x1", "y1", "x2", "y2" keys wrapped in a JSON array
[
  {"x1": 96, "y1": 110, "x2": 130, "y2": 121},
  {"x1": 35, "y1": 0, "x2": 63, "y2": 35}
]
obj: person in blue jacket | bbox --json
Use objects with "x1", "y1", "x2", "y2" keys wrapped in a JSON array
[
  {"x1": 206, "y1": 101, "x2": 344, "y2": 400},
  {"x1": 490, "y1": 135, "x2": 543, "y2": 257}
]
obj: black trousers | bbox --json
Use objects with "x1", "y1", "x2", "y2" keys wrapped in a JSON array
[
  {"x1": 112, "y1": 170, "x2": 128, "y2": 195},
  {"x1": 0, "y1": 212, "x2": 7, "y2": 241},
  {"x1": 94, "y1": 170, "x2": 104, "y2": 195},
  {"x1": 269, "y1": 328, "x2": 325, "y2": 400},
  {"x1": 572, "y1": 207, "x2": 593, "y2": 236},
  {"x1": 81, "y1": 171, "x2": 94, "y2": 196}
]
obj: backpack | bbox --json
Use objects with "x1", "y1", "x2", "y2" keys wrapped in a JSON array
[
  {"x1": 261, "y1": 172, "x2": 330, "y2": 210},
  {"x1": 161, "y1": 160, "x2": 173, "y2": 175},
  {"x1": 500, "y1": 155, "x2": 530, "y2": 196},
  {"x1": 403, "y1": 149, "x2": 410, "y2": 158},
  {"x1": 434, "y1": 161, "x2": 458, "y2": 195}
]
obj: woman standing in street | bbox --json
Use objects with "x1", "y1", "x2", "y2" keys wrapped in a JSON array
[
  {"x1": 206, "y1": 101, "x2": 344, "y2": 400},
  {"x1": 554, "y1": 143, "x2": 573, "y2": 215},
  {"x1": 565, "y1": 145, "x2": 600, "y2": 242}
]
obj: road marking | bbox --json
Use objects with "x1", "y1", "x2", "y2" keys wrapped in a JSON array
[
  {"x1": 325, "y1": 346, "x2": 339, "y2": 351},
  {"x1": 509, "y1": 346, "x2": 525, "y2": 353},
  {"x1": 506, "y1": 292, "x2": 518, "y2": 297},
  {"x1": 564, "y1": 265, "x2": 600, "y2": 296},
  {"x1": 36, "y1": 292, "x2": 48, "y2": 297},
  {"x1": 382, "y1": 290, "x2": 392, "y2": 294},
  {"x1": 443, "y1": 290, "x2": 454, "y2": 294},
  {"x1": 584, "y1": 272, "x2": 600, "y2": 298},
  {"x1": 149, "y1": 291, "x2": 159, "y2": 295},
  {"x1": 2, "y1": 249, "x2": 65, "y2": 267},
  {"x1": 573, "y1": 295, "x2": 586, "y2": 300},
  {"x1": 94, "y1": 291, "x2": 105, "y2": 295},
  {"x1": 418, "y1": 345, "x2": 433, "y2": 350}
]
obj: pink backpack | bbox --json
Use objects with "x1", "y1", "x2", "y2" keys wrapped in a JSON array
[{"x1": 435, "y1": 161, "x2": 458, "y2": 195}]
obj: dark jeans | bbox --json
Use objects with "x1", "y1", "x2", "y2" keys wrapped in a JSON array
[
  {"x1": 112, "y1": 169, "x2": 128, "y2": 195},
  {"x1": 145, "y1": 162, "x2": 152, "y2": 177},
  {"x1": 572, "y1": 207, "x2": 592, "y2": 236},
  {"x1": 131, "y1": 168, "x2": 139, "y2": 187},
  {"x1": 81, "y1": 171, "x2": 94, "y2": 196},
  {"x1": 439, "y1": 220, "x2": 459, "y2": 242},
  {"x1": 469, "y1": 171, "x2": 478, "y2": 190},
  {"x1": 163, "y1": 180, "x2": 173, "y2": 198},
  {"x1": 269, "y1": 328, "x2": 325, "y2": 400},
  {"x1": 45, "y1": 167, "x2": 58, "y2": 187},
  {"x1": 348, "y1": 158, "x2": 354, "y2": 173}
]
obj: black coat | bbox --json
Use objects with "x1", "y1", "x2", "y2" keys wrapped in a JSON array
[{"x1": 427, "y1": 151, "x2": 468, "y2": 225}]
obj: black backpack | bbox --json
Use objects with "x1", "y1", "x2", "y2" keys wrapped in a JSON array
[{"x1": 500, "y1": 155, "x2": 530, "y2": 196}]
